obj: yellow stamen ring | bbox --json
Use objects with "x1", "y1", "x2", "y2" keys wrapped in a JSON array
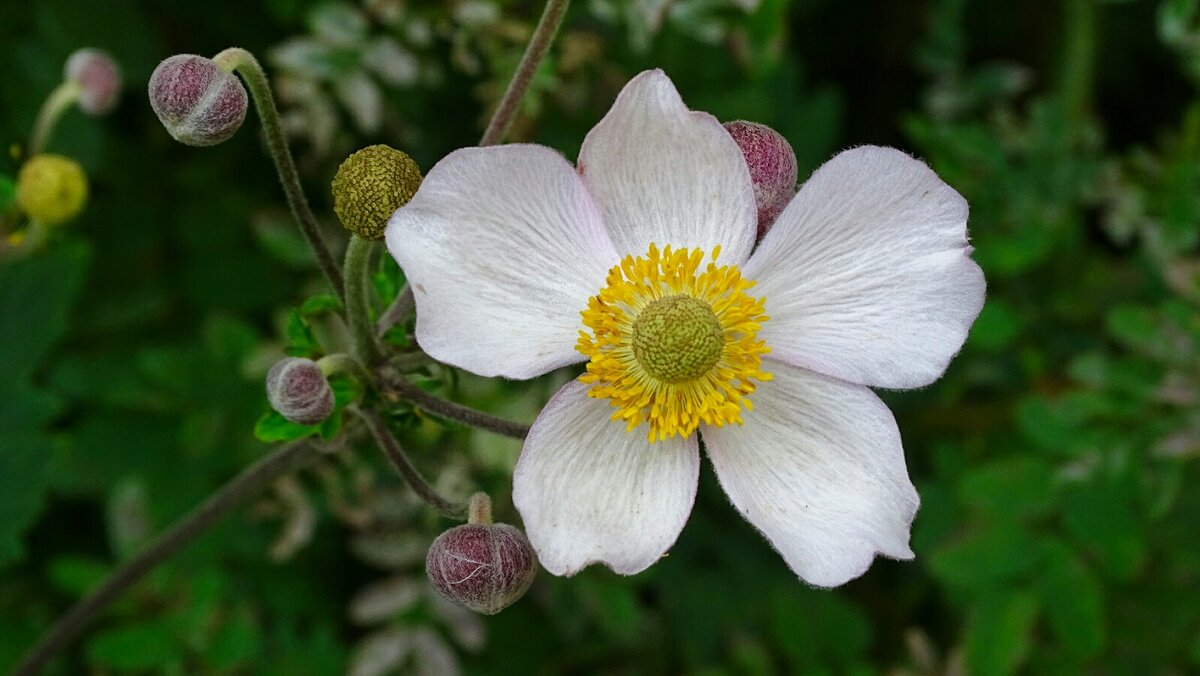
[{"x1": 576, "y1": 243, "x2": 772, "y2": 442}]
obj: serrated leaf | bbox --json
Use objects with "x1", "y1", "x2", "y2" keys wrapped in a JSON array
[
  {"x1": 284, "y1": 310, "x2": 321, "y2": 358},
  {"x1": 299, "y1": 293, "x2": 341, "y2": 317},
  {"x1": 254, "y1": 411, "x2": 320, "y2": 443}
]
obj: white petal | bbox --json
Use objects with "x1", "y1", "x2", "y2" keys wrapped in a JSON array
[
  {"x1": 744, "y1": 146, "x2": 986, "y2": 389},
  {"x1": 577, "y1": 69, "x2": 756, "y2": 264},
  {"x1": 702, "y1": 359, "x2": 918, "y2": 588},
  {"x1": 385, "y1": 145, "x2": 618, "y2": 379},
  {"x1": 513, "y1": 379, "x2": 699, "y2": 576}
]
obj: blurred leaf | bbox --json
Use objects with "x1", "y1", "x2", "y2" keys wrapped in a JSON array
[
  {"x1": 1038, "y1": 540, "x2": 1106, "y2": 658},
  {"x1": 959, "y1": 456, "x2": 1059, "y2": 518},
  {"x1": 964, "y1": 592, "x2": 1040, "y2": 676},
  {"x1": 86, "y1": 620, "x2": 181, "y2": 671},
  {"x1": 1062, "y1": 482, "x2": 1147, "y2": 580},
  {"x1": 929, "y1": 523, "x2": 1043, "y2": 591},
  {"x1": 0, "y1": 173, "x2": 14, "y2": 212},
  {"x1": 284, "y1": 309, "x2": 322, "y2": 358},
  {"x1": 48, "y1": 556, "x2": 111, "y2": 597},
  {"x1": 970, "y1": 300, "x2": 1023, "y2": 352},
  {"x1": 255, "y1": 410, "x2": 320, "y2": 443}
]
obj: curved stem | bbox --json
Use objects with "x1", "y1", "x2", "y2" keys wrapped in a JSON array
[
  {"x1": 211, "y1": 47, "x2": 345, "y2": 304},
  {"x1": 355, "y1": 407, "x2": 467, "y2": 519},
  {"x1": 27, "y1": 81, "x2": 81, "y2": 156},
  {"x1": 345, "y1": 236, "x2": 383, "y2": 365},
  {"x1": 316, "y1": 352, "x2": 372, "y2": 384},
  {"x1": 479, "y1": 0, "x2": 571, "y2": 146},
  {"x1": 375, "y1": 285, "x2": 414, "y2": 337},
  {"x1": 11, "y1": 441, "x2": 318, "y2": 676},
  {"x1": 378, "y1": 370, "x2": 530, "y2": 439}
]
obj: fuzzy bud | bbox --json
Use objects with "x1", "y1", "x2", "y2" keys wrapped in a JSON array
[
  {"x1": 426, "y1": 494, "x2": 537, "y2": 615},
  {"x1": 332, "y1": 145, "x2": 422, "y2": 240},
  {"x1": 724, "y1": 120, "x2": 798, "y2": 241},
  {"x1": 17, "y1": 154, "x2": 88, "y2": 226},
  {"x1": 64, "y1": 48, "x2": 122, "y2": 115},
  {"x1": 148, "y1": 54, "x2": 248, "y2": 147},
  {"x1": 266, "y1": 357, "x2": 334, "y2": 425}
]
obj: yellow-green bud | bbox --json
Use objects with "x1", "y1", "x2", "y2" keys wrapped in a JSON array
[
  {"x1": 331, "y1": 145, "x2": 422, "y2": 240},
  {"x1": 17, "y1": 154, "x2": 88, "y2": 226}
]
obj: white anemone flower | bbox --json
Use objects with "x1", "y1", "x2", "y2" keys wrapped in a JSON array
[{"x1": 385, "y1": 70, "x2": 985, "y2": 587}]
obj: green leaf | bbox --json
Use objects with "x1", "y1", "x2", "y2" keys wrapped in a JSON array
[
  {"x1": 1038, "y1": 540, "x2": 1106, "y2": 658},
  {"x1": 48, "y1": 556, "x2": 111, "y2": 597},
  {"x1": 929, "y1": 524, "x2": 1043, "y2": 592},
  {"x1": 254, "y1": 411, "x2": 320, "y2": 443},
  {"x1": 299, "y1": 294, "x2": 340, "y2": 317},
  {"x1": 1062, "y1": 483, "x2": 1146, "y2": 580},
  {"x1": 970, "y1": 300, "x2": 1022, "y2": 352},
  {"x1": 959, "y1": 457, "x2": 1058, "y2": 519},
  {"x1": 964, "y1": 592, "x2": 1040, "y2": 676},
  {"x1": 283, "y1": 310, "x2": 321, "y2": 358},
  {"x1": 86, "y1": 620, "x2": 182, "y2": 671}
]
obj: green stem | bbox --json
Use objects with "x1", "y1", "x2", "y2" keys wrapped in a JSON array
[
  {"x1": 11, "y1": 441, "x2": 318, "y2": 676},
  {"x1": 467, "y1": 492, "x2": 493, "y2": 525},
  {"x1": 375, "y1": 285, "x2": 414, "y2": 337},
  {"x1": 479, "y1": 0, "x2": 571, "y2": 146},
  {"x1": 27, "y1": 81, "x2": 81, "y2": 156},
  {"x1": 211, "y1": 47, "x2": 345, "y2": 304},
  {"x1": 345, "y1": 236, "x2": 383, "y2": 365},
  {"x1": 316, "y1": 352, "x2": 372, "y2": 384},
  {"x1": 378, "y1": 368, "x2": 531, "y2": 439},
  {"x1": 1058, "y1": 0, "x2": 1097, "y2": 122},
  {"x1": 355, "y1": 407, "x2": 468, "y2": 519}
]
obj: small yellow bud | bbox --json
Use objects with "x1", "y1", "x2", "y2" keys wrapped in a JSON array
[
  {"x1": 17, "y1": 154, "x2": 88, "y2": 226},
  {"x1": 331, "y1": 145, "x2": 422, "y2": 240}
]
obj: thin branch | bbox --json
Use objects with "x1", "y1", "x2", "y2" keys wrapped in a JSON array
[
  {"x1": 479, "y1": 0, "x2": 571, "y2": 146},
  {"x1": 212, "y1": 47, "x2": 346, "y2": 303},
  {"x1": 355, "y1": 407, "x2": 467, "y2": 519},
  {"x1": 378, "y1": 370, "x2": 531, "y2": 440},
  {"x1": 344, "y1": 236, "x2": 383, "y2": 365},
  {"x1": 375, "y1": 285, "x2": 414, "y2": 337},
  {"x1": 11, "y1": 441, "x2": 318, "y2": 676}
]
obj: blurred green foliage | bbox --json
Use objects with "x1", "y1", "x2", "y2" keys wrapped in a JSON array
[{"x1": 2, "y1": 0, "x2": 1200, "y2": 673}]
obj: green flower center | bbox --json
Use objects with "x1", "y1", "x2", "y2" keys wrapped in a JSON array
[{"x1": 631, "y1": 294, "x2": 724, "y2": 384}]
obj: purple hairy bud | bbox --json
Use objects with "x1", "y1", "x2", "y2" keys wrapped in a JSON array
[
  {"x1": 426, "y1": 494, "x2": 537, "y2": 615},
  {"x1": 266, "y1": 357, "x2": 334, "y2": 426},
  {"x1": 64, "y1": 48, "x2": 122, "y2": 116},
  {"x1": 724, "y1": 120, "x2": 798, "y2": 241},
  {"x1": 148, "y1": 54, "x2": 248, "y2": 146}
]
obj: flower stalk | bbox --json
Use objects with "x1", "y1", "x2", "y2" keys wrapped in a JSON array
[
  {"x1": 27, "y1": 81, "x2": 81, "y2": 155},
  {"x1": 479, "y1": 0, "x2": 571, "y2": 146},
  {"x1": 211, "y1": 47, "x2": 345, "y2": 303},
  {"x1": 355, "y1": 407, "x2": 468, "y2": 519},
  {"x1": 345, "y1": 236, "x2": 384, "y2": 366}
]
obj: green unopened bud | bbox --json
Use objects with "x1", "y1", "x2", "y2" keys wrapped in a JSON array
[
  {"x1": 148, "y1": 54, "x2": 248, "y2": 146},
  {"x1": 426, "y1": 494, "x2": 537, "y2": 615},
  {"x1": 17, "y1": 154, "x2": 88, "y2": 226},
  {"x1": 332, "y1": 145, "x2": 422, "y2": 240},
  {"x1": 266, "y1": 357, "x2": 334, "y2": 425}
]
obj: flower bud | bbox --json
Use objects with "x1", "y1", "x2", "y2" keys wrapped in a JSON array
[
  {"x1": 266, "y1": 357, "x2": 334, "y2": 425},
  {"x1": 17, "y1": 154, "x2": 88, "y2": 226},
  {"x1": 64, "y1": 48, "x2": 122, "y2": 116},
  {"x1": 426, "y1": 494, "x2": 536, "y2": 615},
  {"x1": 724, "y1": 120, "x2": 798, "y2": 240},
  {"x1": 148, "y1": 54, "x2": 248, "y2": 147},
  {"x1": 332, "y1": 145, "x2": 422, "y2": 240}
]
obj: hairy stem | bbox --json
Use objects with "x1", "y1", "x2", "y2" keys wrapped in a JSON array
[
  {"x1": 479, "y1": 0, "x2": 571, "y2": 146},
  {"x1": 375, "y1": 285, "x2": 414, "y2": 337},
  {"x1": 27, "y1": 81, "x2": 81, "y2": 156},
  {"x1": 11, "y1": 441, "x2": 318, "y2": 676},
  {"x1": 378, "y1": 370, "x2": 531, "y2": 439},
  {"x1": 212, "y1": 47, "x2": 345, "y2": 303},
  {"x1": 355, "y1": 407, "x2": 467, "y2": 519},
  {"x1": 345, "y1": 236, "x2": 383, "y2": 365}
]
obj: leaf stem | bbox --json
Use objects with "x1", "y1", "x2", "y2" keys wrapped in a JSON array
[
  {"x1": 355, "y1": 407, "x2": 467, "y2": 519},
  {"x1": 211, "y1": 47, "x2": 345, "y2": 304},
  {"x1": 375, "y1": 285, "x2": 414, "y2": 337},
  {"x1": 478, "y1": 0, "x2": 571, "y2": 146},
  {"x1": 10, "y1": 441, "x2": 318, "y2": 676},
  {"x1": 378, "y1": 369, "x2": 531, "y2": 439},
  {"x1": 345, "y1": 236, "x2": 383, "y2": 365}
]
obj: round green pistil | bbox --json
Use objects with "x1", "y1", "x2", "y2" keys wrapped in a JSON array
[{"x1": 631, "y1": 295, "x2": 724, "y2": 384}]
